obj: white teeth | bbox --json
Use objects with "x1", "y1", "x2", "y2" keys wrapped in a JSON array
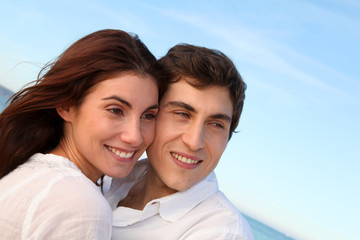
[
  {"x1": 171, "y1": 153, "x2": 199, "y2": 164},
  {"x1": 108, "y1": 146, "x2": 134, "y2": 159}
]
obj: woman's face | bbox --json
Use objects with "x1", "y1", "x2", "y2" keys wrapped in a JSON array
[{"x1": 57, "y1": 72, "x2": 159, "y2": 181}]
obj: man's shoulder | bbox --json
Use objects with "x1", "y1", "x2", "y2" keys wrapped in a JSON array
[
  {"x1": 190, "y1": 172, "x2": 239, "y2": 213},
  {"x1": 196, "y1": 190, "x2": 243, "y2": 219},
  {"x1": 185, "y1": 190, "x2": 253, "y2": 239},
  {"x1": 181, "y1": 172, "x2": 240, "y2": 218}
]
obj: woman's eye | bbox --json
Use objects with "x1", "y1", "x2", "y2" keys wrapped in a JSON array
[
  {"x1": 108, "y1": 108, "x2": 123, "y2": 116},
  {"x1": 141, "y1": 113, "x2": 157, "y2": 120}
]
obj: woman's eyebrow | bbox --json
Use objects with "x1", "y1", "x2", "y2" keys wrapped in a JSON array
[
  {"x1": 103, "y1": 96, "x2": 159, "y2": 111},
  {"x1": 147, "y1": 104, "x2": 160, "y2": 111},
  {"x1": 102, "y1": 96, "x2": 131, "y2": 108}
]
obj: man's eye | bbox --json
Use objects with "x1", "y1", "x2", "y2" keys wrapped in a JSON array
[
  {"x1": 141, "y1": 113, "x2": 157, "y2": 120},
  {"x1": 108, "y1": 108, "x2": 123, "y2": 115},
  {"x1": 211, "y1": 122, "x2": 224, "y2": 129},
  {"x1": 174, "y1": 112, "x2": 190, "y2": 118}
]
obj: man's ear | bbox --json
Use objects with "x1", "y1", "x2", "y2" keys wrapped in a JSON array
[{"x1": 56, "y1": 106, "x2": 73, "y2": 122}]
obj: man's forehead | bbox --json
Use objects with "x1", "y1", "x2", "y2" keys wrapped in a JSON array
[{"x1": 166, "y1": 78, "x2": 229, "y2": 95}]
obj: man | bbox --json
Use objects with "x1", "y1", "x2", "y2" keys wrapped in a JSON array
[{"x1": 105, "y1": 44, "x2": 253, "y2": 240}]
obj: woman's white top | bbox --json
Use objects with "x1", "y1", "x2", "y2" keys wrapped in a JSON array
[{"x1": 0, "y1": 153, "x2": 112, "y2": 240}]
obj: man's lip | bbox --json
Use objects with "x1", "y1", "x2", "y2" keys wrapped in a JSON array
[
  {"x1": 171, "y1": 151, "x2": 201, "y2": 161},
  {"x1": 170, "y1": 151, "x2": 202, "y2": 168}
]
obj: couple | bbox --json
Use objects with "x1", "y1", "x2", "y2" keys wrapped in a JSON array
[{"x1": 0, "y1": 29, "x2": 253, "y2": 239}]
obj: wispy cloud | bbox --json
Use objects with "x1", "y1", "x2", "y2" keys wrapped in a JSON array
[
  {"x1": 302, "y1": 0, "x2": 360, "y2": 24},
  {"x1": 0, "y1": 1, "x2": 46, "y2": 23},
  {"x1": 154, "y1": 7, "x2": 347, "y2": 93},
  {"x1": 82, "y1": 0, "x2": 160, "y2": 38}
]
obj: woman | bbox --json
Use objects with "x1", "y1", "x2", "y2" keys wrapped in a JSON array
[{"x1": 0, "y1": 29, "x2": 167, "y2": 239}]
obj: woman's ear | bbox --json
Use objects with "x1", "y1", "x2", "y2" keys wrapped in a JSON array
[{"x1": 56, "y1": 106, "x2": 73, "y2": 122}]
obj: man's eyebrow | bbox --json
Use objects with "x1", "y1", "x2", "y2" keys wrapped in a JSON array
[
  {"x1": 210, "y1": 114, "x2": 232, "y2": 123},
  {"x1": 102, "y1": 96, "x2": 131, "y2": 108},
  {"x1": 164, "y1": 101, "x2": 196, "y2": 112},
  {"x1": 164, "y1": 101, "x2": 232, "y2": 122}
]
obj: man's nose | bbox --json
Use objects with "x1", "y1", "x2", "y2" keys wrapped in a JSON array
[{"x1": 182, "y1": 122, "x2": 205, "y2": 151}]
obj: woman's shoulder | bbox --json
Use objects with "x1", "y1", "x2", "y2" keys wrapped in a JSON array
[
  {"x1": 0, "y1": 155, "x2": 112, "y2": 239},
  {"x1": 26, "y1": 153, "x2": 82, "y2": 171},
  {"x1": 1, "y1": 153, "x2": 111, "y2": 216},
  {"x1": 46, "y1": 173, "x2": 112, "y2": 215},
  {"x1": 26, "y1": 167, "x2": 112, "y2": 226}
]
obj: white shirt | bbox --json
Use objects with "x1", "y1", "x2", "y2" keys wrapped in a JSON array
[
  {"x1": 105, "y1": 159, "x2": 253, "y2": 240},
  {"x1": 0, "y1": 153, "x2": 112, "y2": 240}
]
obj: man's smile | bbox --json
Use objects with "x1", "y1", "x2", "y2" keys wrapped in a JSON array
[{"x1": 171, "y1": 152, "x2": 202, "y2": 165}]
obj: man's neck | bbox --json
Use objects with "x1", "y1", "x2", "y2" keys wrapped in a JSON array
[{"x1": 117, "y1": 164, "x2": 177, "y2": 210}]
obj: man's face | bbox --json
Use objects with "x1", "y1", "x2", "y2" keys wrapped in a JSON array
[{"x1": 146, "y1": 77, "x2": 233, "y2": 192}]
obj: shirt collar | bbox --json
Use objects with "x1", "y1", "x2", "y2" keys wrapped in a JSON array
[
  {"x1": 156, "y1": 171, "x2": 218, "y2": 222},
  {"x1": 109, "y1": 159, "x2": 219, "y2": 224}
]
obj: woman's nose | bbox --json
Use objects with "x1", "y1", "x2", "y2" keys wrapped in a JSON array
[{"x1": 120, "y1": 118, "x2": 143, "y2": 147}]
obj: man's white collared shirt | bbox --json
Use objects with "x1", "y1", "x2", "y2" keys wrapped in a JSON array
[{"x1": 105, "y1": 159, "x2": 253, "y2": 240}]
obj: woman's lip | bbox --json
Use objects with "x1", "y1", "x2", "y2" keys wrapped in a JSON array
[{"x1": 106, "y1": 145, "x2": 135, "y2": 162}]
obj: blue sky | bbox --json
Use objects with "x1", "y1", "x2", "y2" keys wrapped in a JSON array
[{"x1": 1, "y1": 0, "x2": 359, "y2": 239}]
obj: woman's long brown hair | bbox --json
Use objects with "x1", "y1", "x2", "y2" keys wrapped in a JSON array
[{"x1": 0, "y1": 29, "x2": 167, "y2": 179}]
